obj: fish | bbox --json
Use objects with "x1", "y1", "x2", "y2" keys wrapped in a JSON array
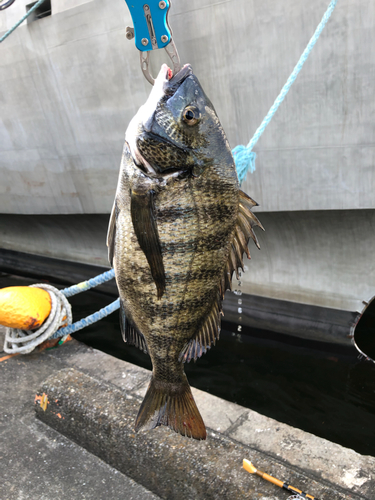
[{"x1": 107, "y1": 63, "x2": 263, "y2": 440}]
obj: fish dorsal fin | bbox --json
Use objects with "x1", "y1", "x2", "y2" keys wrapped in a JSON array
[
  {"x1": 120, "y1": 300, "x2": 148, "y2": 354},
  {"x1": 178, "y1": 191, "x2": 264, "y2": 363},
  {"x1": 179, "y1": 292, "x2": 222, "y2": 363},
  {"x1": 131, "y1": 189, "x2": 166, "y2": 300},
  {"x1": 107, "y1": 200, "x2": 118, "y2": 267},
  {"x1": 219, "y1": 189, "x2": 264, "y2": 299}
]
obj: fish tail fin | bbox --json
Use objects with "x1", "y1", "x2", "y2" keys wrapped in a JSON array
[{"x1": 135, "y1": 375, "x2": 206, "y2": 440}]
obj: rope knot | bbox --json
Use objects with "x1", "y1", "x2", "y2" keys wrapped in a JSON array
[
  {"x1": 3, "y1": 284, "x2": 72, "y2": 355},
  {"x1": 232, "y1": 146, "x2": 257, "y2": 185}
]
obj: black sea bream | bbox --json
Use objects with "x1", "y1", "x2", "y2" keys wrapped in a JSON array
[{"x1": 107, "y1": 64, "x2": 263, "y2": 440}]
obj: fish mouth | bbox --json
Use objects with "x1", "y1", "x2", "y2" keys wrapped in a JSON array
[{"x1": 165, "y1": 64, "x2": 193, "y2": 94}]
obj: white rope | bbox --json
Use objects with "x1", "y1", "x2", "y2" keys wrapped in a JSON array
[{"x1": 3, "y1": 284, "x2": 72, "y2": 354}]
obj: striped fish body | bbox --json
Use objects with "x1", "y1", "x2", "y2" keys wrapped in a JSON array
[{"x1": 107, "y1": 64, "x2": 263, "y2": 440}]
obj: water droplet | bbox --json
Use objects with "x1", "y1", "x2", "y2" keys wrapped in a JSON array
[{"x1": 235, "y1": 268, "x2": 243, "y2": 334}]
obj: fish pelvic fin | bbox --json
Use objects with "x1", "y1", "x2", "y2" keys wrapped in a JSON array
[
  {"x1": 219, "y1": 190, "x2": 265, "y2": 298},
  {"x1": 131, "y1": 189, "x2": 166, "y2": 299},
  {"x1": 135, "y1": 375, "x2": 206, "y2": 440},
  {"x1": 179, "y1": 292, "x2": 222, "y2": 363}
]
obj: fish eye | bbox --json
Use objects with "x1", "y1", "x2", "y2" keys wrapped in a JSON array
[{"x1": 182, "y1": 106, "x2": 200, "y2": 126}]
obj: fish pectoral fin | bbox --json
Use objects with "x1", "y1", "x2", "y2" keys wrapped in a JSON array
[
  {"x1": 120, "y1": 300, "x2": 148, "y2": 354},
  {"x1": 135, "y1": 375, "x2": 206, "y2": 440},
  {"x1": 179, "y1": 292, "x2": 222, "y2": 363},
  {"x1": 131, "y1": 189, "x2": 166, "y2": 299},
  {"x1": 107, "y1": 200, "x2": 118, "y2": 267},
  {"x1": 219, "y1": 189, "x2": 265, "y2": 299}
]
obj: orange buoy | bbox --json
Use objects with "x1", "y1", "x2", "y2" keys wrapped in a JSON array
[{"x1": 0, "y1": 286, "x2": 51, "y2": 330}]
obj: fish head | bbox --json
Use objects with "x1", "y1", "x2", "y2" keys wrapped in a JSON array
[{"x1": 126, "y1": 64, "x2": 233, "y2": 178}]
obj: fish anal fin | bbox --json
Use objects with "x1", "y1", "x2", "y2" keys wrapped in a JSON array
[
  {"x1": 220, "y1": 189, "x2": 264, "y2": 298},
  {"x1": 179, "y1": 296, "x2": 221, "y2": 363},
  {"x1": 135, "y1": 376, "x2": 206, "y2": 440},
  {"x1": 131, "y1": 189, "x2": 166, "y2": 299},
  {"x1": 120, "y1": 300, "x2": 148, "y2": 354}
]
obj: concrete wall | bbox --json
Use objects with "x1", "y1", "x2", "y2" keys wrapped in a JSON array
[
  {"x1": 1, "y1": 0, "x2": 374, "y2": 213},
  {"x1": 1, "y1": 0, "x2": 374, "y2": 311},
  {"x1": 245, "y1": 209, "x2": 375, "y2": 312},
  {"x1": 1, "y1": 209, "x2": 374, "y2": 312}
]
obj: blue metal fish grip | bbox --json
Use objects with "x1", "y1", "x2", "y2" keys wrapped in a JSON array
[
  {"x1": 124, "y1": 0, "x2": 172, "y2": 51},
  {"x1": 124, "y1": 0, "x2": 181, "y2": 84}
]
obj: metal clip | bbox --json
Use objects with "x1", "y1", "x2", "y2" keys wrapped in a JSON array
[
  {"x1": 124, "y1": 0, "x2": 181, "y2": 85},
  {"x1": 140, "y1": 38, "x2": 180, "y2": 85}
]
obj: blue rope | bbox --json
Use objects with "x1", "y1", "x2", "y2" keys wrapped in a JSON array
[
  {"x1": 52, "y1": 298, "x2": 120, "y2": 339},
  {"x1": 55, "y1": 269, "x2": 118, "y2": 339},
  {"x1": 61, "y1": 268, "x2": 115, "y2": 298},
  {"x1": 0, "y1": 0, "x2": 46, "y2": 43},
  {"x1": 232, "y1": 0, "x2": 338, "y2": 185}
]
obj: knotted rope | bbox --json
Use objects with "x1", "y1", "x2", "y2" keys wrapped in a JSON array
[
  {"x1": 3, "y1": 284, "x2": 72, "y2": 354},
  {"x1": 2, "y1": 270, "x2": 117, "y2": 354}
]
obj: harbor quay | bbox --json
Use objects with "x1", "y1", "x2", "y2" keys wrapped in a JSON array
[{"x1": 1, "y1": 329, "x2": 374, "y2": 500}]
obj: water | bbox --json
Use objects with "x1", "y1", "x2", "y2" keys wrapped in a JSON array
[{"x1": 1, "y1": 272, "x2": 375, "y2": 456}]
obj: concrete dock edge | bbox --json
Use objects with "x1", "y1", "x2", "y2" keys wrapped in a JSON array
[{"x1": 31, "y1": 341, "x2": 375, "y2": 499}]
